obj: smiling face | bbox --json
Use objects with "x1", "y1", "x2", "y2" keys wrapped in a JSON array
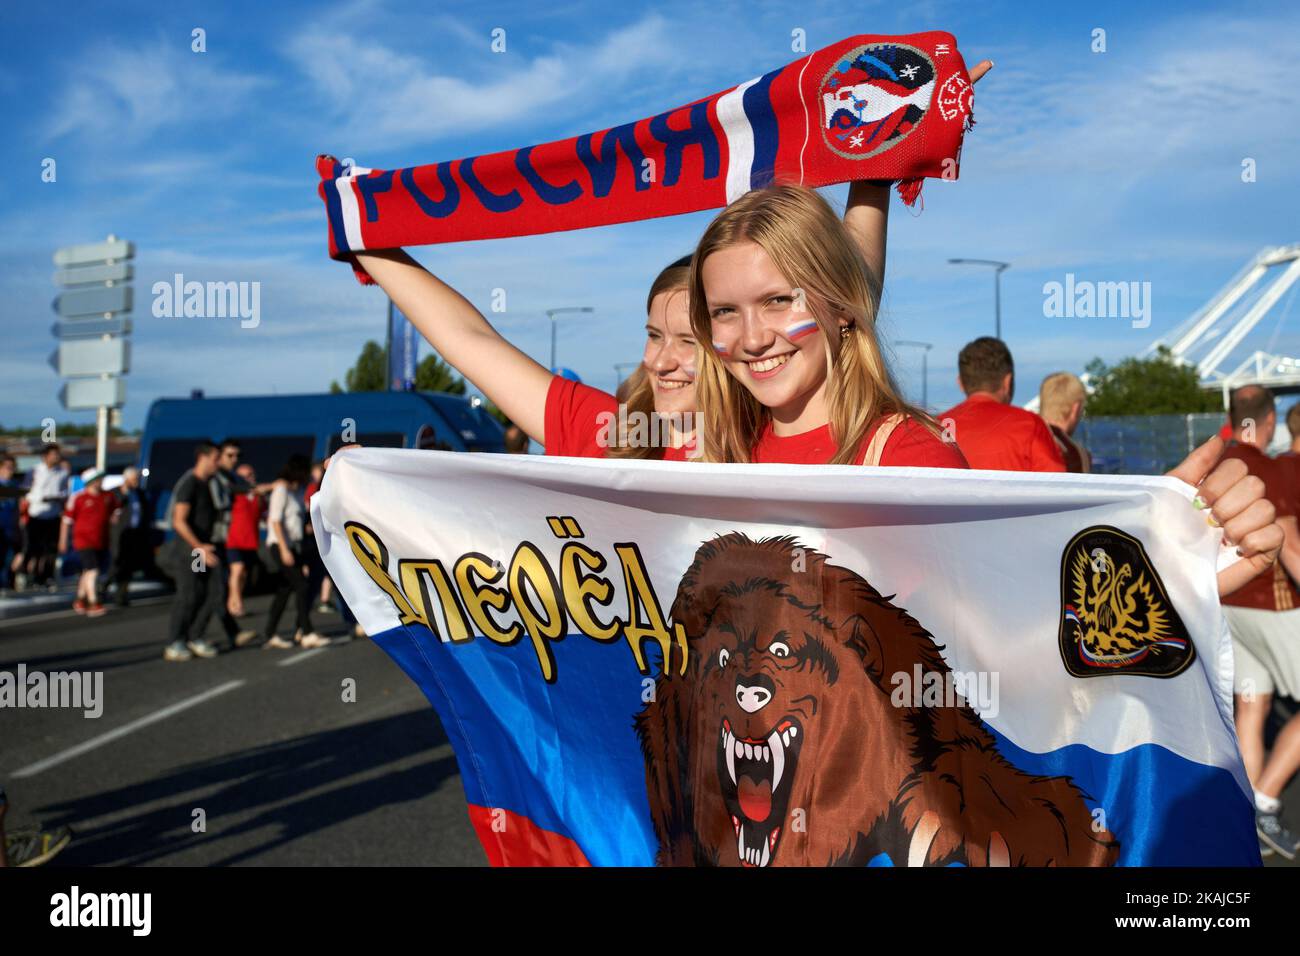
[
  {"x1": 643, "y1": 287, "x2": 696, "y2": 418},
  {"x1": 702, "y1": 241, "x2": 836, "y2": 434}
]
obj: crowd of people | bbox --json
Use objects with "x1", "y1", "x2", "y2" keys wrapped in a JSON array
[
  {"x1": 0, "y1": 447, "x2": 156, "y2": 609},
  {"x1": 0, "y1": 439, "x2": 360, "y2": 657},
  {"x1": 5, "y1": 170, "x2": 1295, "y2": 867},
  {"x1": 161, "y1": 439, "x2": 359, "y2": 662}
]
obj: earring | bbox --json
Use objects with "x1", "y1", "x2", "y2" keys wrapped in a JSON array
[{"x1": 840, "y1": 323, "x2": 853, "y2": 340}]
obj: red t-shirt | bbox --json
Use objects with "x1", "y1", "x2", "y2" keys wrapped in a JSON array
[
  {"x1": 752, "y1": 417, "x2": 969, "y2": 468},
  {"x1": 939, "y1": 393, "x2": 1066, "y2": 472},
  {"x1": 1221, "y1": 443, "x2": 1299, "y2": 611},
  {"x1": 63, "y1": 489, "x2": 118, "y2": 551},
  {"x1": 227, "y1": 492, "x2": 264, "y2": 551},
  {"x1": 543, "y1": 376, "x2": 692, "y2": 461}
]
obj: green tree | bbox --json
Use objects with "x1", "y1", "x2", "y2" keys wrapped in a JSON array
[
  {"x1": 414, "y1": 354, "x2": 466, "y2": 394},
  {"x1": 336, "y1": 340, "x2": 388, "y2": 392},
  {"x1": 0, "y1": 421, "x2": 135, "y2": 437},
  {"x1": 1083, "y1": 347, "x2": 1222, "y2": 416}
]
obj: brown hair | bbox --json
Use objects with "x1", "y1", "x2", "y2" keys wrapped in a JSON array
[
  {"x1": 1286, "y1": 402, "x2": 1300, "y2": 437},
  {"x1": 604, "y1": 258, "x2": 692, "y2": 460},
  {"x1": 1230, "y1": 384, "x2": 1274, "y2": 430},
  {"x1": 688, "y1": 182, "x2": 930, "y2": 464},
  {"x1": 958, "y1": 337, "x2": 1014, "y2": 394}
]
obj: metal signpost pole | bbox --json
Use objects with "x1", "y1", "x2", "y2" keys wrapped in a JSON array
[{"x1": 52, "y1": 235, "x2": 134, "y2": 466}]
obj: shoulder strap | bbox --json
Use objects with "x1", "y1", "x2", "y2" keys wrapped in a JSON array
[{"x1": 862, "y1": 413, "x2": 906, "y2": 467}]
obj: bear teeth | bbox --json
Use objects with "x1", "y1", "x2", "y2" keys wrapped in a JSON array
[{"x1": 720, "y1": 725, "x2": 788, "y2": 791}]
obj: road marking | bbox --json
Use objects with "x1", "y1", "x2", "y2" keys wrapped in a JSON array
[
  {"x1": 11, "y1": 679, "x2": 246, "y2": 779},
  {"x1": 278, "y1": 647, "x2": 328, "y2": 667},
  {"x1": 0, "y1": 595, "x2": 173, "y2": 629}
]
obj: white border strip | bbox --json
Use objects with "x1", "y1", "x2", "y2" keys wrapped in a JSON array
[
  {"x1": 336, "y1": 165, "x2": 373, "y2": 252},
  {"x1": 716, "y1": 78, "x2": 760, "y2": 204}
]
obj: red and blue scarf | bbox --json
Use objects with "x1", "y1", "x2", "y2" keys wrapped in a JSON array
[{"x1": 318, "y1": 32, "x2": 974, "y2": 284}]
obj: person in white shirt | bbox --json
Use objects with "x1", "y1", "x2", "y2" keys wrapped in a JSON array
[
  {"x1": 262, "y1": 455, "x2": 328, "y2": 649},
  {"x1": 21, "y1": 445, "x2": 70, "y2": 588}
]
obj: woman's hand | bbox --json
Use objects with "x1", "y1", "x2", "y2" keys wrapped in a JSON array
[
  {"x1": 279, "y1": 545, "x2": 295, "y2": 568},
  {"x1": 1167, "y1": 436, "x2": 1284, "y2": 598}
]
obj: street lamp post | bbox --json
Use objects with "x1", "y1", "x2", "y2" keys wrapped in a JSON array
[
  {"x1": 896, "y1": 339, "x2": 934, "y2": 410},
  {"x1": 949, "y1": 259, "x2": 1011, "y2": 340},
  {"x1": 546, "y1": 307, "x2": 594, "y2": 371}
]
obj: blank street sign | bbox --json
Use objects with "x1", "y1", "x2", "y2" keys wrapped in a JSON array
[
  {"x1": 52, "y1": 238, "x2": 134, "y2": 268},
  {"x1": 53, "y1": 285, "x2": 132, "y2": 318},
  {"x1": 60, "y1": 377, "x2": 126, "y2": 411},
  {"x1": 53, "y1": 337, "x2": 130, "y2": 377},
  {"x1": 51, "y1": 317, "x2": 134, "y2": 338},
  {"x1": 54, "y1": 261, "x2": 133, "y2": 286}
]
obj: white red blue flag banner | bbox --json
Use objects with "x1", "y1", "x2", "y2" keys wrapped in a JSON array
[
  {"x1": 316, "y1": 32, "x2": 973, "y2": 284},
  {"x1": 312, "y1": 449, "x2": 1259, "y2": 866}
]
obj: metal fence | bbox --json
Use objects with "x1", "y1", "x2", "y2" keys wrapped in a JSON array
[{"x1": 1077, "y1": 414, "x2": 1226, "y2": 475}]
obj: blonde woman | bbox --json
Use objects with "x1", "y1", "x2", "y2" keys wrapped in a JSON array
[{"x1": 688, "y1": 182, "x2": 1282, "y2": 598}]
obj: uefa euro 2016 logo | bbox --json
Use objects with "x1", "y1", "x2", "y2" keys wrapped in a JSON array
[{"x1": 819, "y1": 43, "x2": 937, "y2": 161}]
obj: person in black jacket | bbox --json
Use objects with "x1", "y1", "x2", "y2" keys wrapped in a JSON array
[{"x1": 109, "y1": 467, "x2": 155, "y2": 606}]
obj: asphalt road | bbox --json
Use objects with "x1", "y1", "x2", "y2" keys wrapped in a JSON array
[{"x1": 0, "y1": 592, "x2": 486, "y2": 866}]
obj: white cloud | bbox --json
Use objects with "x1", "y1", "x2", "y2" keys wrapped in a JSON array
[
  {"x1": 43, "y1": 37, "x2": 267, "y2": 143},
  {"x1": 283, "y1": 14, "x2": 688, "y2": 150},
  {"x1": 972, "y1": 14, "x2": 1300, "y2": 182}
]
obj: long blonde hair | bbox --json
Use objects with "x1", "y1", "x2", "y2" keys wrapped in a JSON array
[
  {"x1": 689, "y1": 182, "x2": 931, "y2": 464},
  {"x1": 605, "y1": 259, "x2": 692, "y2": 460}
]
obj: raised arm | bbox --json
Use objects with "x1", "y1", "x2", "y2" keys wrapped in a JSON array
[
  {"x1": 844, "y1": 181, "x2": 890, "y2": 303},
  {"x1": 353, "y1": 249, "x2": 555, "y2": 444}
]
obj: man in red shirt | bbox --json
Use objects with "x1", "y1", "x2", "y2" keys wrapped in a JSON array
[
  {"x1": 1219, "y1": 385, "x2": 1300, "y2": 859},
  {"x1": 59, "y1": 468, "x2": 118, "y2": 617},
  {"x1": 939, "y1": 338, "x2": 1066, "y2": 472},
  {"x1": 225, "y1": 463, "x2": 264, "y2": 619}
]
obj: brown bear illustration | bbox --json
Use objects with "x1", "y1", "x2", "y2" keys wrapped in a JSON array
[{"x1": 636, "y1": 533, "x2": 1120, "y2": 867}]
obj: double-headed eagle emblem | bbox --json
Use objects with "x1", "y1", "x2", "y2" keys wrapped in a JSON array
[{"x1": 1059, "y1": 527, "x2": 1194, "y2": 679}]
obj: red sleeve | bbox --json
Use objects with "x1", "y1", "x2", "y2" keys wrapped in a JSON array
[
  {"x1": 1027, "y1": 418, "x2": 1067, "y2": 472},
  {"x1": 543, "y1": 376, "x2": 620, "y2": 459},
  {"x1": 878, "y1": 418, "x2": 970, "y2": 469}
]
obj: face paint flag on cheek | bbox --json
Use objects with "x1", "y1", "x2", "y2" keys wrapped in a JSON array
[
  {"x1": 317, "y1": 31, "x2": 973, "y2": 285},
  {"x1": 712, "y1": 343, "x2": 731, "y2": 359},
  {"x1": 783, "y1": 319, "x2": 821, "y2": 343}
]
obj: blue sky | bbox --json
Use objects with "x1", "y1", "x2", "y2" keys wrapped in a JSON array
[{"x1": 1, "y1": 0, "x2": 1297, "y2": 430}]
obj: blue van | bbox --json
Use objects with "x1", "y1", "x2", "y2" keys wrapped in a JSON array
[{"x1": 139, "y1": 391, "x2": 505, "y2": 512}]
